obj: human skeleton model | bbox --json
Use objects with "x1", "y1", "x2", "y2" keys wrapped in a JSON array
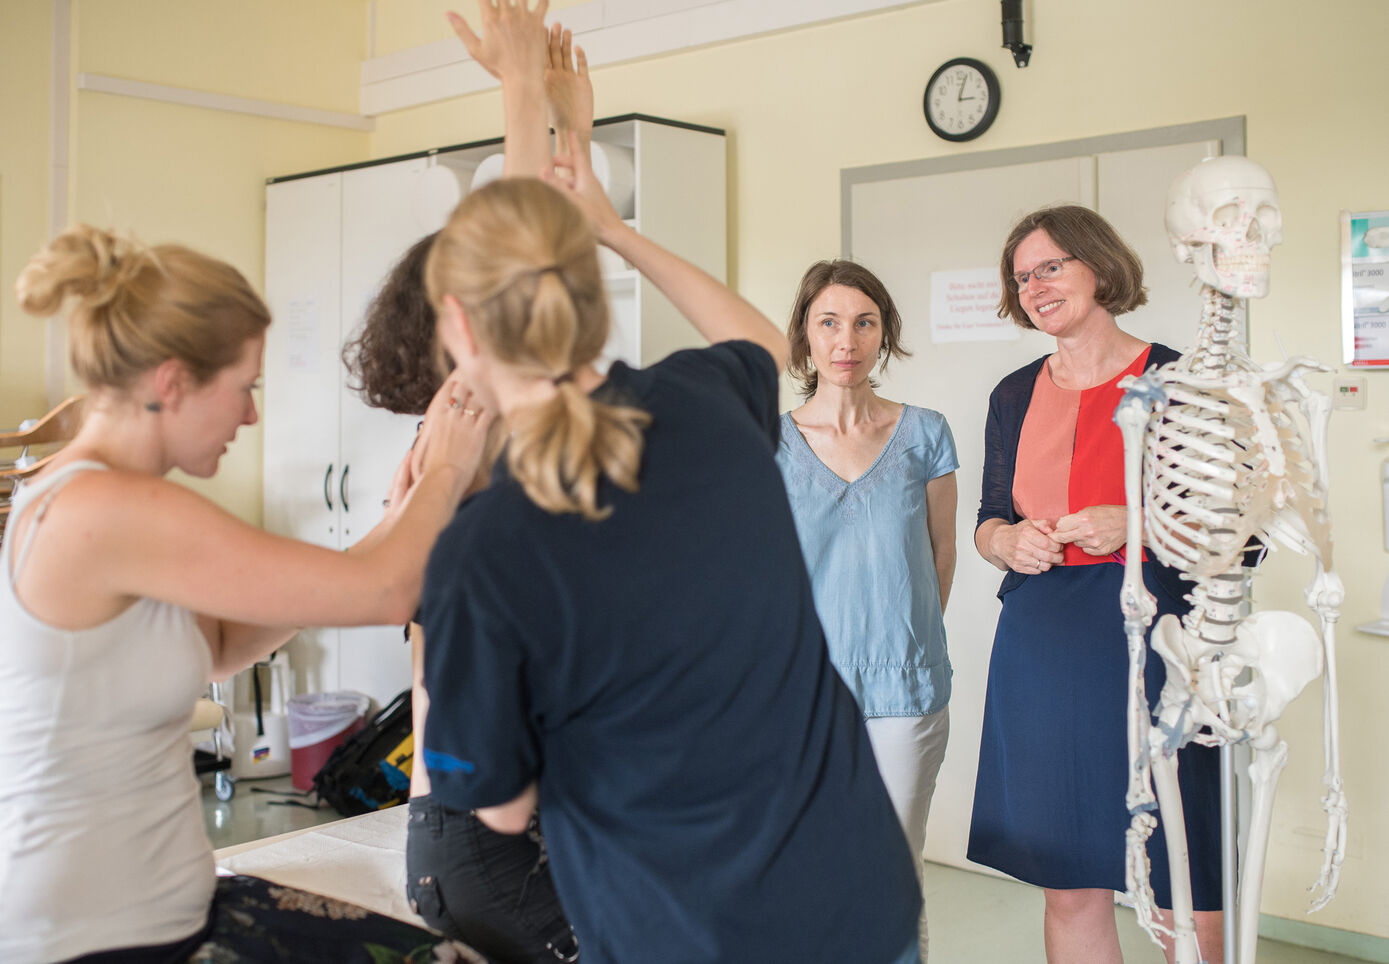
[{"x1": 1113, "y1": 156, "x2": 1346, "y2": 964}]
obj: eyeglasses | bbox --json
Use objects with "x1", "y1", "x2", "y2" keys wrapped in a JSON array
[{"x1": 1010, "y1": 256, "x2": 1077, "y2": 290}]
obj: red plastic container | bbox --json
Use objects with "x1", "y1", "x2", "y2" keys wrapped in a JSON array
[
  {"x1": 286, "y1": 691, "x2": 371, "y2": 791},
  {"x1": 289, "y1": 716, "x2": 365, "y2": 791}
]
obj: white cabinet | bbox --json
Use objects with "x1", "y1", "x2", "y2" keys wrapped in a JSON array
[
  {"x1": 263, "y1": 115, "x2": 726, "y2": 705},
  {"x1": 596, "y1": 115, "x2": 728, "y2": 366},
  {"x1": 427, "y1": 115, "x2": 728, "y2": 366},
  {"x1": 264, "y1": 159, "x2": 453, "y2": 703}
]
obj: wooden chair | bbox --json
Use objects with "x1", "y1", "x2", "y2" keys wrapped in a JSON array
[{"x1": 0, "y1": 395, "x2": 86, "y2": 536}]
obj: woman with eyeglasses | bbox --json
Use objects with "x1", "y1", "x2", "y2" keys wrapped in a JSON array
[{"x1": 966, "y1": 206, "x2": 1223, "y2": 964}]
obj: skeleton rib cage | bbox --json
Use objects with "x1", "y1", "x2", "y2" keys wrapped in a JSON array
[{"x1": 1143, "y1": 342, "x2": 1334, "y2": 589}]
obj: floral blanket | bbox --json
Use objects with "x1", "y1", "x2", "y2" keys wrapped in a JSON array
[{"x1": 188, "y1": 875, "x2": 489, "y2": 964}]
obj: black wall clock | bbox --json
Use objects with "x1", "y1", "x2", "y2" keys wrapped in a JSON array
[{"x1": 923, "y1": 57, "x2": 1001, "y2": 142}]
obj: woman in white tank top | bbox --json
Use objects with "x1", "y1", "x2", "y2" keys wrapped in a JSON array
[{"x1": 0, "y1": 225, "x2": 491, "y2": 963}]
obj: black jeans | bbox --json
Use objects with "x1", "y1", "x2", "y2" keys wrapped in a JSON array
[{"x1": 406, "y1": 794, "x2": 578, "y2": 964}]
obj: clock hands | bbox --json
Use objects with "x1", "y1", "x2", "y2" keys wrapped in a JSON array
[{"x1": 957, "y1": 70, "x2": 976, "y2": 102}]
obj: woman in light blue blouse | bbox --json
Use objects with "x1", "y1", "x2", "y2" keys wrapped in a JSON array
[{"x1": 775, "y1": 260, "x2": 958, "y2": 962}]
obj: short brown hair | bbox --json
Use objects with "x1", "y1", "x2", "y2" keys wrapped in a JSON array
[
  {"x1": 342, "y1": 232, "x2": 445, "y2": 416},
  {"x1": 996, "y1": 205, "x2": 1147, "y2": 330},
  {"x1": 785, "y1": 260, "x2": 910, "y2": 397}
]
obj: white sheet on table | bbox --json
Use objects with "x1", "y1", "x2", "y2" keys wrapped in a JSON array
[{"x1": 214, "y1": 807, "x2": 424, "y2": 927}]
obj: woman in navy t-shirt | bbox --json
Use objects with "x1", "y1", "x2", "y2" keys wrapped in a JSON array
[{"x1": 415, "y1": 68, "x2": 922, "y2": 964}]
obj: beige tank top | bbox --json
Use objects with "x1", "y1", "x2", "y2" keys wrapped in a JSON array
[{"x1": 0, "y1": 461, "x2": 215, "y2": 962}]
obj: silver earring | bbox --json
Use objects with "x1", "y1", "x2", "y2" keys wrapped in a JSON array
[{"x1": 145, "y1": 401, "x2": 162, "y2": 413}]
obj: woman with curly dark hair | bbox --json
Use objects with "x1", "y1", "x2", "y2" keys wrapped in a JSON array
[
  {"x1": 343, "y1": 231, "x2": 447, "y2": 418},
  {"x1": 344, "y1": 225, "x2": 578, "y2": 963},
  {"x1": 339, "y1": 9, "x2": 586, "y2": 961}
]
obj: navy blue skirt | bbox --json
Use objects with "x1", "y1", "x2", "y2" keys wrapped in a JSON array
[{"x1": 967, "y1": 562, "x2": 1221, "y2": 909}]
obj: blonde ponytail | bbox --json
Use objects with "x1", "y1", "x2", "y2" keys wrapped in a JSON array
[
  {"x1": 508, "y1": 380, "x2": 650, "y2": 520},
  {"x1": 427, "y1": 179, "x2": 649, "y2": 520},
  {"x1": 16, "y1": 225, "x2": 270, "y2": 389}
]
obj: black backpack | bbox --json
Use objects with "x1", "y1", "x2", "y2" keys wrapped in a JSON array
[{"x1": 312, "y1": 689, "x2": 415, "y2": 817}]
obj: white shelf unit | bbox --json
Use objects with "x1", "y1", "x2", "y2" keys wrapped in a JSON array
[{"x1": 262, "y1": 115, "x2": 727, "y2": 705}]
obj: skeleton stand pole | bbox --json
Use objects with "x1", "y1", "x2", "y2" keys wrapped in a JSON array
[{"x1": 1221, "y1": 744, "x2": 1238, "y2": 964}]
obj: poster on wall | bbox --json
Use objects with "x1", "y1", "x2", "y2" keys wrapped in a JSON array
[
  {"x1": 929, "y1": 268, "x2": 1017, "y2": 343},
  {"x1": 1341, "y1": 209, "x2": 1389, "y2": 368}
]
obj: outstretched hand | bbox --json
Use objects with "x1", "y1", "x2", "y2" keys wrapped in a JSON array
[
  {"x1": 447, "y1": 1, "x2": 549, "y2": 84},
  {"x1": 410, "y1": 374, "x2": 495, "y2": 501},
  {"x1": 545, "y1": 24, "x2": 592, "y2": 140},
  {"x1": 544, "y1": 130, "x2": 624, "y2": 243}
]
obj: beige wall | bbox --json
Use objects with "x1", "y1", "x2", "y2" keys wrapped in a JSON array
[
  {"x1": 366, "y1": 0, "x2": 1388, "y2": 939},
  {"x1": 0, "y1": 0, "x2": 370, "y2": 520},
  {"x1": 0, "y1": 2, "x2": 55, "y2": 428},
  {"x1": 69, "y1": 0, "x2": 371, "y2": 521},
  {"x1": 1, "y1": 0, "x2": 1385, "y2": 942}
]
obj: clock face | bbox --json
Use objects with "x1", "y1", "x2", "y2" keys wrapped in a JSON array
[{"x1": 924, "y1": 58, "x2": 1000, "y2": 142}]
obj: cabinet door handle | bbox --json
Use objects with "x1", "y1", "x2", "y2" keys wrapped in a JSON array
[
  {"x1": 340, "y1": 463, "x2": 350, "y2": 512},
  {"x1": 323, "y1": 464, "x2": 334, "y2": 510}
]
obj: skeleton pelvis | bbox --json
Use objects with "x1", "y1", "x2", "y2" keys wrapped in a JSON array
[{"x1": 1151, "y1": 610, "x2": 1322, "y2": 735}]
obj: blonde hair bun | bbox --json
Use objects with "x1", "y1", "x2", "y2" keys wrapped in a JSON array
[
  {"x1": 17, "y1": 224, "x2": 270, "y2": 390},
  {"x1": 16, "y1": 225, "x2": 154, "y2": 318}
]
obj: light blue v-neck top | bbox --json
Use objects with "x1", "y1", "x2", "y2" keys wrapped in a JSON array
[{"x1": 775, "y1": 405, "x2": 959, "y2": 717}]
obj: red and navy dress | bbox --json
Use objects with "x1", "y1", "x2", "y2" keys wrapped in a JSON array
[{"x1": 967, "y1": 344, "x2": 1222, "y2": 908}]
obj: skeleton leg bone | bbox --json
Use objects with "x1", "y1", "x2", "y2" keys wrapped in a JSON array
[
  {"x1": 1238, "y1": 734, "x2": 1287, "y2": 964},
  {"x1": 1150, "y1": 745, "x2": 1203, "y2": 964},
  {"x1": 1222, "y1": 610, "x2": 1324, "y2": 955}
]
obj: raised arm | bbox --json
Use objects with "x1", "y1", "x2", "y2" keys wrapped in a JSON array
[
  {"x1": 545, "y1": 24, "x2": 592, "y2": 160},
  {"x1": 547, "y1": 132, "x2": 789, "y2": 370},
  {"x1": 448, "y1": 1, "x2": 551, "y2": 178}
]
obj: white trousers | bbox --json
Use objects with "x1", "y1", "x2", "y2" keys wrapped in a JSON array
[{"x1": 864, "y1": 706, "x2": 950, "y2": 963}]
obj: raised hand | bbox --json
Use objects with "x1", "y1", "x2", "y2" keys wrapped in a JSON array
[
  {"x1": 545, "y1": 24, "x2": 593, "y2": 143},
  {"x1": 448, "y1": 2, "x2": 550, "y2": 177},
  {"x1": 446, "y1": 1, "x2": 549, "y2": 85},
  {"x1": 544, "y1": 130, "x2": 624, "y2": 242}
]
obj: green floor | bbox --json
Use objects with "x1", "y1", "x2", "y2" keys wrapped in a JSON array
[{"x1": 923, "y1": 860, "x2": 1369, "y2": 963}]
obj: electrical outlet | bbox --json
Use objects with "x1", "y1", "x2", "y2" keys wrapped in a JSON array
[{"x1": 1332, "y1": 375, "x2": 1367, "y2": 411}]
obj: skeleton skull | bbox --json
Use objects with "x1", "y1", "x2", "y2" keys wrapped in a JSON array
[{"x1": 1166, "y1": 156, "x2": 1282, "y2": 298}]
